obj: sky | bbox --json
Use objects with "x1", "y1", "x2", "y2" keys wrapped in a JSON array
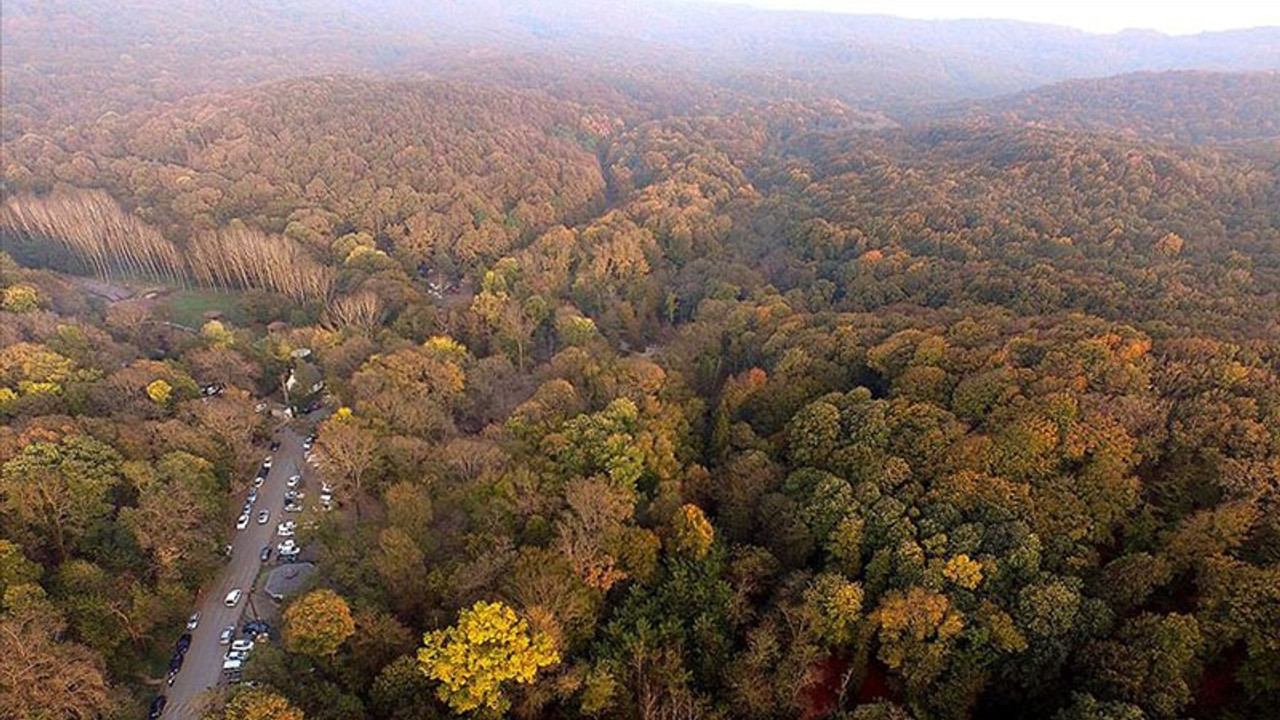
[{"x1": 693, "y1": 0, "x2": 1280, "y2": 35}]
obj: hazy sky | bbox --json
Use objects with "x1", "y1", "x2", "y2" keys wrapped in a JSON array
[{"x1": 695, "y1": 0, "x2": 1280, "y2": 35}]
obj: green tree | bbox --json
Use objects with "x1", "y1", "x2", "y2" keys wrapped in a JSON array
[
  {"x1": 0, "y1": 435, "x2": 123, "y2": 560},
  {"x1": 120, "y1": 452, "x2": 223, "y2": 581},
  {"x1": 417, "y1": 600, "x2": 560, "y2": 714}
]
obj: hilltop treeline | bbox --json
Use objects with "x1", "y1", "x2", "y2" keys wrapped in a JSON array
[{"x1": 953, "y1": 71, "x2": 1280, "y2": 146}]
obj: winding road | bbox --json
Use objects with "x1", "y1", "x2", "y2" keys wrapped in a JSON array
[{"x1": 160, "y1": 424, "x2": 306, "y2": 720}]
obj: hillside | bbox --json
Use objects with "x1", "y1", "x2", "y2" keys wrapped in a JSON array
[
  {"x1": 3, "y1": 76, "x2": 609, "y2": 272},
  {"x1": 946, "y1": 70, "x2": 1280, "y2": 145}
]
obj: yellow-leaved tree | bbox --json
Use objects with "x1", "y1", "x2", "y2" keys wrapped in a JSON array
[
  {"x1": 283, "y1": 589, "x2": 355, "y2": 659},
  {"x1": 146, "y1": 379, "x2": 173, "y2": 405},
  {"x1": 417, "y1": 600, "x2": 559, "y2": 714},
  {"x1": 221, "y1": 688, "x2": 304, "y2": 720}
]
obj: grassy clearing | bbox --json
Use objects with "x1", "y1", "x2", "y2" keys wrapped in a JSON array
[{"x1": 162, "y1": 290, "x2": 244, "y2": 327}]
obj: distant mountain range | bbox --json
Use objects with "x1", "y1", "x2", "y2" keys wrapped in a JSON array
[{"x1": 4, "y1": 0, "x2": 1278, "y2": 135}]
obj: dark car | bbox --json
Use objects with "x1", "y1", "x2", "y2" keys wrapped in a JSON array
[
  {"x1": 175, "y1": 633, "x2": 192, "y2": 655},
  {"x1": 148, "y1": 695, "x2": 167, "y2": 720},
  {"x1": 243, "y1": 620, "x2": 270, "y2": 637},
  {"x1": 259, "y1": 546, "x2": 272, "y2": 562},
  {"x1": 269, "y1": 439, "x2": 281, "y2": 451}
]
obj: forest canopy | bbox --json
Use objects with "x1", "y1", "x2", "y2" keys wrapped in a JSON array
[{"x1": 1, "y1": 3, "x2": 1278, "y2": 720}]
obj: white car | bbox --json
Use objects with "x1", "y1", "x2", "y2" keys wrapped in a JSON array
[
  {"x1": 262, "y1": 456, "x2": 273, "y2": 468},
  {"x1": 257, "y1": 509, "x2": 270, "y2": 525},
  {"x1": 277, "y1": 525, "x2": 295, "y2": 538},
  {"x1": 247, "y1": 488, "x2": 258, "y2": 504},
  {"x1": 219, "y1": 626, "x2": 235, "y2": 645},
  {"x1": 277, "y1": 539, "x2": 297, "y2": 554},
  {"x1": 222, "y1": 657, "x2": 243, "y2": 671},
  {"x1": 186, "y1": 612, "x2": 200, "y2": 630},
  {"x1": 320, "y1": 482, "x2": 333, "y2": 494},
  {"x1": 253, "y1": 475, "x2": 264, "y2": 488},
  {"x1": 231, "y1": 639, "x2": 255, "y2": 653},
  {"x1": 236, "y1": 513, "x2": 249, "y2": 530},
  {"x1": 287, "y1": 475, "x2": 301, "y2": 488},
  {"x1": 224, "y1": 588, "x2": 243, "y2": 607}
]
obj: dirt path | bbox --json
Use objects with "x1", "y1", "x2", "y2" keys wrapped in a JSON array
[{"x1": 160, "y1": 425, "x2": 306, "y2": 720}]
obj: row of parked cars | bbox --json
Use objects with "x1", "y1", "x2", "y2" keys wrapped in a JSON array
[
  {"x1": 148, "y1": 613, "x2": 202, "y2": 718},
  {"x1": 236, "y1": 454, "x2": 275, "y2": 530}
]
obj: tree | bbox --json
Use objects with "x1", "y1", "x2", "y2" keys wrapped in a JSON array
[
  {"x1": 417, "y1": 600, "x2": 560, "y2": 714},
  {"x1": 0, "y1": 598, "x2": 115, "y2": 720},
  {"x1": 1, "y1": 284, "x2": 41, "y2": 313},
  {"x1": 0, "y1": 541, "x2": 41, "y2": 607},
  {"x1": 120, "y1": 452, "x2": 223, "y2": 581},
  {"x1": 1082, "y1": 614, "x2": 1202, "y2": 719},
  {"x1": 372, "y1": 655, "x2": 444, "y2": 720},
  {"x1": 0, "y1": 435, "x2": 123, "y2": 560},
  {"x1": 314, "y1": 414, "x2": 381, "y2": 520},
  {"x1": 871, "y1": 586, "x2": 964, "y2": 694},
  {"x1": 668, "y1": 504, "x2": 715, "y2": 560},
  {"x1": 348, "y1": 341, "x2": 466, "y2": 437},
  {"x1": 146, "y1": 378, "x2": 173, "y2": 405},
  {"x1": 219, "y1": 687, "x2": 305, "y2": 720},
  {"x1": 283, "y1": 589, "x2": 356, "y2": 660}
]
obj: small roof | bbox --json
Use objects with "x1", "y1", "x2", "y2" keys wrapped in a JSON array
[{"x1": 264, "y1": 562, "x2": 316, "y2": 601}]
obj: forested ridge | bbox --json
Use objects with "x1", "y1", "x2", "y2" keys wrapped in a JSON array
[{"x1": 2, "y1": 3, "x2": 1279, "y2": 720}]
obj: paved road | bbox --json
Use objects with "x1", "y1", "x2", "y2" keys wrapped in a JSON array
[{"x1": 160, "y1": 425, "x2": 306, "y2": 720}]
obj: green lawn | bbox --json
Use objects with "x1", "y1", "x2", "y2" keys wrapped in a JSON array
[{"x1": 162, "y1": 290, "x2": 245, "y2": 328}]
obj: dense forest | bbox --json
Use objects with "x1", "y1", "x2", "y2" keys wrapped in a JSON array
[{"x1": 2, "y1": 2, "x2": 1279, "y2": 720}]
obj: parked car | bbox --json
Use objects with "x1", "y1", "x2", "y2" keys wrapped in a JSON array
[
  {"x1": 247, "y1": 488, "x2": 259, "y2": 504},
  {"x1": 148, "y1": 695, "x2": 167, "y2": 720},
  {"x1": 236, "y1": 513, "x2": 250, "y2": 530},
  {"x1": 276, "y1": 521, "x2": 295, "y2": 537},
  {"x1": 219, "y1": 626, "x2": 235, "y2": 645},
  {"x1": 222, "y1": 657, "x2": 243, "y2": 672},
  {"x1": 231, "y1": 639, "x2": 255, "y2": 653},
  {"x1": 175, "y1": 633, "x2": 192, "y2": 655},
  {"x1": 224, "y1": 588, "x2": 243, "y2": 607},
  {"x1": 262, "y1": 455, "x2": 273, "y2": 468},
  {"x1": 287, "y1": 474, "x2": 301, "y2": 488},
  {"x1": 269, "y1": 439, "x2": 281, "y2": 451},
  {"x1": 284, "y1": 502, "x2": 303, "y2": 513},
  {"x1": 253, "y1": 475, "x2": 265, "y2": 488},
  {"x1": 260, "y1": 546, "x2": 272, "y2": 562},
  {"x1": 243, "y1": 620, "x2": 269, "y2": 637},
  {"x1": 257, "y1": 509, "x2": 270, "y2": 525},
  {"x1": 277, "y1": 539, "x2": 297, "y2": 553},
  {"x1": 166, "y1": 654, "x2": 183, "y2": 684},
  {"x1": 186, "y1": 611, "x2": 200, "y2": 630}
]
